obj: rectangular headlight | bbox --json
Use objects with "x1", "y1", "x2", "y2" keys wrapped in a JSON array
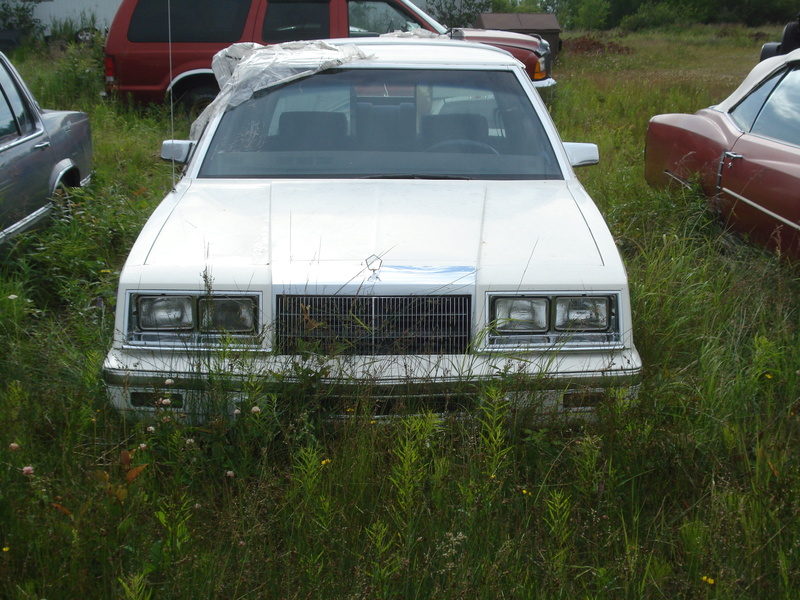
[
  {"x1": 199, "y1": 297, "x2": 257, "y2": 333},
  {"x1": 137, "y1": 296, "x2": 193, "y2": 330},
  {"x1": 554, "y1": 296, "x2": 609, "y2": 331},
  {"x1": 493, "y1": 297, "x2": 548, "y2": 333}
]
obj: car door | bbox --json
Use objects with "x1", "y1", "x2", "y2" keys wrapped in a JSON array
[
  {"x1": 0, "y1": 58, "x2": 55, "y2": 236},
  {"x1": 116, "y1": 0, "x2": 257, "y2": 100},
  {"x1": 718, "y1": 65, "x2": 800, "y2": 257}
]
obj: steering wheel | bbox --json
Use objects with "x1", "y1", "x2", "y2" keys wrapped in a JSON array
[{"x1": 425, "y1": 139, "x2": 499, "y2": 154}]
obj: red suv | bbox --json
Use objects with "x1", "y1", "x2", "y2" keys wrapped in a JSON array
[{"x1": 103, "y1": 0, "x2": 553, "y2": 113}]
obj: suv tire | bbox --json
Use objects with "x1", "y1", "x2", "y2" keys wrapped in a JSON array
[{"x1": 178, "y1": 84, "x2": 219, "y2": 118}]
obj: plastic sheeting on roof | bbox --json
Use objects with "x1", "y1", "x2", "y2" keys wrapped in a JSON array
[
  {"x1": 380, "y1": 29, "x2": 442, "y2": 39},
  {"x1": 190, "y1": 40, "x2": 372, "y2": 139}
]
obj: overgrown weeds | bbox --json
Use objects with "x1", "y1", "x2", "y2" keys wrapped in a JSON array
[{"x1": 1, "y1": 28, "x2": 800, "y2": 599}]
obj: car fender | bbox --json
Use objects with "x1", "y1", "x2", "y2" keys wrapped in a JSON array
[
  {"x1": 167, "y1": 68, "x2": 217, "y2": 95},
  {"x1": 49, "y1": 158, "x2": 80, "y2": 194},
  {"x1": 645, "y1": 110, "x2": 738, "y2": 196}
]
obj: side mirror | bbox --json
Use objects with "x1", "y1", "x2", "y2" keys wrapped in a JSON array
[
  {"x1": 563, "y1": 142, "x2": 599, "y2": 167},
  {"x1": 161, "y1": 140, "x2": 195, "y2": 163}
]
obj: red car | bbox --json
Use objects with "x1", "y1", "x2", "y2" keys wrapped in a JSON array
[
  {"x1": 103, "y1": 0, "x2": 553, "y2": 113},
  {"x1": 645, "y1": 49, "x2": 800, "y2": 258}
]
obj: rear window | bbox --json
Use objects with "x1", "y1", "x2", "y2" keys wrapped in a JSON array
[{"x1": 128, "y1": 0, "x2": 251, "y2": 43}]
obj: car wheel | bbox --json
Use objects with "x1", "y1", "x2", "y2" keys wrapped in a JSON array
[
  {"x1": 178, "y1": 84, "x2": 219, "y2": 119},
  {"x1": 52, "y1": 182, "x2": 74, "y2": 220},
  {"x1": 781, "y1": 21, "x2": 800, "y2": 54},
  {"x1": 50, "y1": 181, "x2": 73, "y2": 221},
  {"x1": 75, "y1": 27, "x2": 99, "y2": 45}
]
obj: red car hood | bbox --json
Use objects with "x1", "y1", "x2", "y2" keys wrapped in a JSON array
[{"x1": 458, "y1": 28, "x2": 544, "y2": 53}]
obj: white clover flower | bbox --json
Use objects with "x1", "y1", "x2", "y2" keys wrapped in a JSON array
[{"x1": 251, "y1": 406, "x2": 261, "y2": 414}]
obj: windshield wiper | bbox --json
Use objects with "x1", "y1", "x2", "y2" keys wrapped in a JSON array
[{"x1": 359, "y1": 174, "x2": 472, "y2": 180}]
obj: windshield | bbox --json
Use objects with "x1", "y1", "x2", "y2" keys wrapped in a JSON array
[
  {"x1": 199, "y1": 68, "x2": 562, "y2": 180},
  {"x1": 397, "y1": 0, "x2": 448, "y2": 33}
]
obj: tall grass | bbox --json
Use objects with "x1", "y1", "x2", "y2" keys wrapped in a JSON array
[{"x1": 1, "y1": 28, "x2": 800, "y2": 598}]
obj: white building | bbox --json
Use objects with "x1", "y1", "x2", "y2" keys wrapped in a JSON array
[{"x1": 33, "y1": 0, "x2": 123, "y2": 32}]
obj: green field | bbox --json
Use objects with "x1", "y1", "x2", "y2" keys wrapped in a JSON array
[{"x1": 2, "y1": 26, "x2": 799, "y2": 598}]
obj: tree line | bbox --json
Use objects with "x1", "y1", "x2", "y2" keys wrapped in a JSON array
[{"x1": 427, "y1": 0, "x2": 798, "y2": 30}]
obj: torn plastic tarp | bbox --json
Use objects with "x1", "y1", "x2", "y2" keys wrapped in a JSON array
[
  {"x1": 380, "y1": 29, "x2": 442, "y2": 39},
  {"x1": 191, "y1": 40, "x2": 371, "y2": 139}
]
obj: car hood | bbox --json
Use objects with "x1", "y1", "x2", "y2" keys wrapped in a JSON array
[
  {"x1": 131, "y1": 179, "x2": 609, "y2": 290},
  {"x1": 458, "y1": 28, "x2": 544, "y2": 52}
]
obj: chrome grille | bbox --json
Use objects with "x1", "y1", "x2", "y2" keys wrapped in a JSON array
[{"x1": 275, "y1": 295, "x2": 471, "y2": 355}]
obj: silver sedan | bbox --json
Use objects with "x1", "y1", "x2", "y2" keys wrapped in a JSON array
[{"x1": 0, "y1": 52, "x2": 92, "y2": 244}]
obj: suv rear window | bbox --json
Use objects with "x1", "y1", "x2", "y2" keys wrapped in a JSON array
[{"x1": 128, "y1": 0, "x2": 251, "y2": 43}]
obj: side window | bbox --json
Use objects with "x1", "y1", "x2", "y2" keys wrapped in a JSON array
[
  {"x1": 348, "y1": 0, "x2": 421, "y2": 36},
  {"x1": 262, "y1": 0, "x2": 330, "y2": 43},
  {"x1": 750, "y1": 67, "x2": 800, "y2": 146},
  {"x1": 0, "y1": 93, "x2": 17, "y2": 141},
  {"x1": 0, "y1": 63, "x2": 34, "y2": 141},
  {"x1": 730, "y1": 69, "x2": 783, "y2": 132},
  {"x1": 129, "y1": 0, "x2": 251, "y2": 43}
]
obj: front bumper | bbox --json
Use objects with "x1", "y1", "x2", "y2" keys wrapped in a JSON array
[{"x1": 103, "y1": 346, "x2": 642, "y2": 420}]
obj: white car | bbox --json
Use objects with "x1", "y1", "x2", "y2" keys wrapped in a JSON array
[{"x1": 103, "y1": 38, "x2": 641, "y2": 420}]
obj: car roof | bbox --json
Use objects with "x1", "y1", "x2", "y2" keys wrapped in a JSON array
[
  {"x1": 325, "y1": 36, "x2": 521, "y2": 69},
  {"x1": 716, "y1": 47, "x2": 800, "y2": 112}
]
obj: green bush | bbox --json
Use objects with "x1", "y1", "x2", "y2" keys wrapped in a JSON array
[
  {"x1": 620, "y1": 2, "x2": 697, "y2": 31},
  {"x1": 0, "y1": 0, "x2": 41, "y2": 36}
]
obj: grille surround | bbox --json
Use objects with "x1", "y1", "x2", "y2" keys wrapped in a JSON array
[{"x1": 275, "y1": 294, "x2": 472, "y2": 355}]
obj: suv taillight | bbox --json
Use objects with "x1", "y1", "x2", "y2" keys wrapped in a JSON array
[{"x1": 104, "y1": 55, "x2": 116, "y2": 83}]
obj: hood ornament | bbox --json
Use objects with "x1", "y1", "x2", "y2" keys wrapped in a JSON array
[{"x1": 365, "y1": 254, "x2": 382, "y2": 281}]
